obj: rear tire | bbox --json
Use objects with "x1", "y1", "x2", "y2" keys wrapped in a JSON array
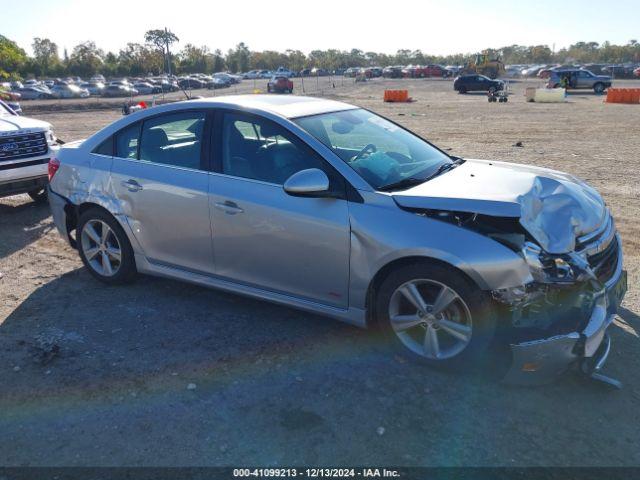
[
  {"x1": 28, "y1": 188, "x2": 48, "y2": 204},
  {"x1": 373, "y1": 261, "x2": 496, "y2": 371},
  {"x1": 77, "y1": 208, "x2": 137, "y2": 285}
]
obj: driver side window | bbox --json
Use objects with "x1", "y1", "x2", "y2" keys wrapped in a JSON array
[{"x1": 221, "y1": 112, "x2": 324, "y2": 185}]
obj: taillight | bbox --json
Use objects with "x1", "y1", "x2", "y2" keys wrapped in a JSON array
[{"x1": 48, "y1": 157, "x2": 60, "y2": 181}]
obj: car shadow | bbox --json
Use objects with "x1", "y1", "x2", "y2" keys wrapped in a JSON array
[
  {"x1": 2, "y1": 268, "x2": 640, "y2": 465},
  {"x1": 0, "y1": 196, "x2": 53, "y2": 259}
]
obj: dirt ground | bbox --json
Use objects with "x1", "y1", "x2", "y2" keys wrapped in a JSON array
[{"x1": 2, "y1": 78, "x2": 640, "y2": 467}]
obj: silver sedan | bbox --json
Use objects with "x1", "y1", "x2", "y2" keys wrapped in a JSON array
[{"x1": 48, "y1": 95, "x2": 626, "y2": 386}]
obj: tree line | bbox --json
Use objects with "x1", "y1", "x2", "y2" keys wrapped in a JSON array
[{"x1": 1, "y1": 29, "x2": 639, "y2": 80}]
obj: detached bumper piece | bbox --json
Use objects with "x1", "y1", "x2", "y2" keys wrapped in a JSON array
[{"x1": 503, "y1": 268, "x2": 627, "y2": 387}]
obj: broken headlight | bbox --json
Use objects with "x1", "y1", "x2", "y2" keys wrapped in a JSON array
[{"x1": 522, "y1": 242, "x2": 583, "y2": 284}]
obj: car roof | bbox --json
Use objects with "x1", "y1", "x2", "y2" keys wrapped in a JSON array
[{"x1": 173, "y1": 95, "x2": 357, "y2": 119}]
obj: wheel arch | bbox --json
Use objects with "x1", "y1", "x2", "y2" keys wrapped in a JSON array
[
  {"x1": 364, "y1": 255, "x2": 482, "y2": 328},
  {"x1": 69, "y1": 202, "x2": 136, "y2": 250}
]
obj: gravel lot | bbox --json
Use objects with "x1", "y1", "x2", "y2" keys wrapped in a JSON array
[{"x1": 1, "y1": 78, "x2": 640, "y2": 467}]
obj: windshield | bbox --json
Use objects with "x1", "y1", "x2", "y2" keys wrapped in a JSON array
[
  {"x1": 295, "y1": 109, "x2": 451, "y2": 190},
  {"x1": 0, "y1": 101, "x2": 16, "y2": 117}
]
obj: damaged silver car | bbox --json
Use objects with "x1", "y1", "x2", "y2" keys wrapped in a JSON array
[{"x1": 47, "y1": 96, "x2": 627, "y2": 386}]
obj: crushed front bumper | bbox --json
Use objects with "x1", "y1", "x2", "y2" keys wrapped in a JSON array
[{"x1": 503, "y1": 244, "x2": 627, "y2": 386}]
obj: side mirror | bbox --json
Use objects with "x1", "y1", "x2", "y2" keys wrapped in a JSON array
[{"x1": 283, "y1": 168, "x2": 330, "y2": 197}]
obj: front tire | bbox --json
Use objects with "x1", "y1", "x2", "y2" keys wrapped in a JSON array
[
  {"x1": 77, "y1": 208, "x2": 136, "y2": 284},
  {"x1": 374, "y1": 262, "x2": 496, "y2": 370},
  {"x1": 593, "y1": 82, "x2": 605, "y2": 94}
]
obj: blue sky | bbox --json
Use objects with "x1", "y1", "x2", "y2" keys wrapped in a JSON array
[{"x1": 3, "y1": 0, "x2": 639, "y2": 55}]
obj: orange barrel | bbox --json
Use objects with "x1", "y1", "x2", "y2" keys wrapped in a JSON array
[{"x1": 607, "y1": 88, "x2": 621, "y2": 103}]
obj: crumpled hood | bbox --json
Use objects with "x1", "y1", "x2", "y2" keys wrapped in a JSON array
[
  {"x1": 392, "y1": 159, "x2": 606, "y2": 254},
  {"x1": 0, "y1": 116, "x2": 51, "y2": 134}
]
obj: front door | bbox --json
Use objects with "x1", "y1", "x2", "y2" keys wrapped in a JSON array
[
  {"x1": 110, "y1": 110, "x2": 214, "y2": 274},
  {"x1": 209, "y1": 111, "x2": 351, "y2": 308}
]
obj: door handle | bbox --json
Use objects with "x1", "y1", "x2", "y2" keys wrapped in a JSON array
[
  {"x1": 214, "y1": 201, "x2": 244, "y2": 215},
  {"x1": 121, "y1": 179, "x2": 143, "y2": 192}
]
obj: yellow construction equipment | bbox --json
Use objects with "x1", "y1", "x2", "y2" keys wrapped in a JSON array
[{"x1": 464, "y1": 51, "x2": 505, "y2": 79}]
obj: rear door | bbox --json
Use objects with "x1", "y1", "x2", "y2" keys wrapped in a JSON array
[
  {"x1": 208, "y1": 111, "x2": 351, "y2": 308},
  {"x1": 110, "y1": 110, "x2": 215, "y2": 274},
  {"x1": 577, "y1": 70, "x2": 593, "y2": 88}
]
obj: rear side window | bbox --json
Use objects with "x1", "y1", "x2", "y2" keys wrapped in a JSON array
[
  {"x1": 115, "y1": 122, "x2": 141, "y2": 159},
  {"x1": 93, "y1": 138, "x2": 113, "y2": 156},
  {"x1": 139, "y1": 111, "x2": 206, "y2": 170}
]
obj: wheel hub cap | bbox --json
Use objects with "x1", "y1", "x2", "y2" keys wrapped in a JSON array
[{"x1": 388, "y1": 279, "x2": 473, "y2": 360}]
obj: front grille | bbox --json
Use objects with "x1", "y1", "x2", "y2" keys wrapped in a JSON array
[
  {"x1": 0, "y1": 132, "x2": 48, "y2": 162},
  {"x1": 587, "y1": 236, "x2": 619, "y2": 284}
]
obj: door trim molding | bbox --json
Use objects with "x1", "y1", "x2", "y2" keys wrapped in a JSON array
[{"x1": 135, "y1": 254, "x2": 366, "y2": 328}]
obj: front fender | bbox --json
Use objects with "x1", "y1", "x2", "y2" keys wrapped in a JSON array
[{"x1": 348, "y1": 193, "x2": 533, "y2": 310}]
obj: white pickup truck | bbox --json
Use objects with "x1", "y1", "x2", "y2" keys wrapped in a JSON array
[{"x1": 0, "y1": 100, "x2": 58, "y2": 203}]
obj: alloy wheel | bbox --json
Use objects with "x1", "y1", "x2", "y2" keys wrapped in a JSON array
[
  {"x1": 388, "y1": 279, "x2": 473, "y2": 360},
  {"x1": 80, "y1": 219, "x2": 122, "y2": 277}
]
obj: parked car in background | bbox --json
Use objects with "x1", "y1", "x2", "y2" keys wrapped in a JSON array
[
  {"x1": 366, "y1": 67, "x2": 383, "y2": 78},
  {"x1": 15, "y1": 86, "x2": 54, "y2": 100},
  {"x1": 6, "y1": 101, "x2": 22, "y2": 114},
  {"x1": 267, "y1": 75, "x2": 293, "y2": 93},
  {"x1": 602, "y1": 65, "x2": 637, "y2": 79},
  {"x1": 504, "y1": 66, "x2": 523, "y2": 77},
  {"x1": 548, "y1": 69, "x2": 612, "y2": 94},
  {"x1": 0, "y1": 89, "x2": 21, "y2": 102},
  {"x1": 634, "y1": 66, "x2": 640, "y2": 77},
  {"x1": 0, "y1": 99, "x2": 58, "y2": 202},
  {"x1": 103, "y1": 84, "x2": 138, "y2": 97},
  {"x1": 453, "y1": 74, "x2": 504, "y2": 94},
  {"x1": 178, "y1": 78, "x2": 206, "y2": 89},
  {"x1": 152, "y1": 79, "x2": 178, "y2": 92},
  {"x1": 213, "y1": 73, "x2": 236, "y2": 85},
  {"x1": 81, "y1": 82, "x2": 106, "y2": 96},
  {"x1": 445, "y1": 65, "x2": 464, "y2": 77},
  {"x1": 133, "y1": 82, "x2": 162, "y2": 95},
  {"x1": 406, "y1": 65, "x2": 446, "y2": 78},
  {"x1": 243, "y1": 70, "x2": 262, "y2": 79},
  {"x1": 311, "y1": 68, "x2": 329, "y2": 77},
  {"x1": 582, "y1": 64, "x2": 607, "y2": 75},
  {"x1": 274, "y1": 67, "x2": 295, "y2": 78},
  {"x1": 51, "y1": 84, "x2": 90, "y2": 99},
  {"x1": 207, "y1": 77, "x2": 231, "y2": 89},
  {"x1": 259, "y1": 70, "x2": 273, "y2": 79},
  {"x1": 48, "y1": 95, "x2": 626, "y2": 386},
  {"x1": 299, "y1": 68, "x2": 311, "y2": 77},
  {"x1": 344, "y1": 67, "x2": 360, "y2": 78},
  {"x1": 382, "y1": 66, "x2": 403, "y2": 78}
]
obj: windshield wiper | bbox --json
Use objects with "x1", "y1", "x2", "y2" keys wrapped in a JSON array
[
  {"x1": 378, "y1": 159, "x2": 464, "y2": 192},
  {"x1": 377, "y1": 177, "x2": 427, "y2": 192},
  {"x1": 423, "y1": 161, "x2": 461, "y2": 181}
]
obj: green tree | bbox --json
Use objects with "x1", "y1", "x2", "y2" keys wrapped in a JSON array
[
  {"x1": 225, "y1": 42, "x2": 250, "y2": 73},
  {"x1": 212, "y1": 49, "x2": 225, "y2": 72},
  {"x1": 178, "y1": 44, "x2": 212, "y2": 73},
  {"x1": 67, "y1": 41, "x2": 104, "y2": 77},
  {"x1": 144, "y1": 28, "x2": 179, "y2": 75},
  {"x1": 32, "y1": 37, "x2": 59, "y2": 77},
  {"x1": 0, "y1": 35, "x2": 28, "y2": 80}
]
